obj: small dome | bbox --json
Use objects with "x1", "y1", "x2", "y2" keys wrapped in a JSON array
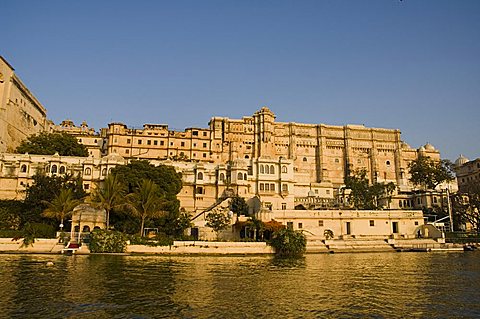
[
  {"x1": 418, "y1": 146, "x2": 426, "y2": 152},
  {"x1": 424, "y1": 143, "x2": 435, "y2": 151},
  {"x1": 401, "y1": 141, "x2": 411, "y2": 149},
  {"x1": 102, "y1": 152, "x2": 126, "y2": 163},
  {"x1": 308, "y1": 190, "x2": 315, "y2": 197},
  {"x1": 455, "y1": 154, "x2": 469, "y2": 166}
]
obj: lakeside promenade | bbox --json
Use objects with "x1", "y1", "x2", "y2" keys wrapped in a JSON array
[{"x1": 0, "y1": 237, "x2": 469, "y2": 255}]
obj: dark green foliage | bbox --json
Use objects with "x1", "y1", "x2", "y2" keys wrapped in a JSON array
[
  {"x1": 111, "y1": 160, "x2": 185, "y2": 235},
  {"x1": 269, "y1": 228, "x2": 307, "y2": 257},
  {"x1": 345, "y1": 169, "x2": 396, "y2": 209},
  {"x1": 205, "y1": 211, "x2": 231, "y2": 237},
  {"x1": 16, "y1": 132, "x2": 88, "y2": 157},
  {"x1": 14, "y1": 222, "x2": 56, "y2": 247},
  {"x1": 89, "y1": 229, "x2": 128, "y2": 253},
  {"x1": 22, "y1": 173, "x2": 85, "y2": 226},
  {"x1": 452, "y1": 181, "x2": 480, "y2": 232},
  {"x1": 230, "y1": 196, "x2": 249, "y2": 216},
  {"x1": 0, "y1": 200, "x2": 24, "y2": 230},
  {"x1": 408, "y1": 157, "x2": 454, "y2": 190}
]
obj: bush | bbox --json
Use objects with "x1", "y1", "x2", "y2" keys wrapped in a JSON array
[
  {"x1": 0, "y1": 229, "x2": 24, "y2": 238},
  {"x1": 269, "y1": 228, "x2": 307, "y2": 257},
  {"x1": 89, "y1": 229, "x2": 128, "y2": 253}
]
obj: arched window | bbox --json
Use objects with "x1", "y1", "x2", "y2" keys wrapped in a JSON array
[
  {"x1": 237, "y1": 172, "x2": 243, "y2": 180},
  {"x1": 244, "y1": 173, "x2": 247, "y2": 180},
  {"x1": 51, "y1": 165, "x2": 58, "y2": 174},
  {"x1": 282, "y1": 184, "x2": 288, "y2": 192},
  {"x1": 197, "y1": 172, "x2": 203, "y2": 180},
  {"x1": 102, "y1": 168, "x2": 107, "y2": 176},
  {"x1": 265, "y1": 165, "x2": 269, "y2": 174},
  {"x1": 20, "y1": 164, "x2": 27, "y2": 173},
  {"x1": 245, "y1": 155, "x2": 249, "y2": 159},
  {"x1": 260, "y1": 165, "x2": 264, "y2": 174},
  {"x1": 282, "y1": 166, "x2": 287, "y2": 173},
  {"x1": 85, "y1": 167, "x2": 92, "y2": 175},
  {"x1": 303, "y1": 157, "x2": 307, "y2": 162},
  {"x1": 82, "y1": 225, "x2": 91, "y2": 232},
  {"x1": 219, "y1": 173, "x2": 225, "y2": 181},
  {"x1": 270, "y1": 165, "x2": 275, "y2": 174},
  {"x1": 59, "y1": 166, "x2": 66, "y2": 174}
]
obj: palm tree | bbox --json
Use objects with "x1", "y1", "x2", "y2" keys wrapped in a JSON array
[
  {"x1": 90, "y1": 174, "x2": 126, "y2": 229},
  {"x1": 125, "y1": 179, "x2": 164, "y2": 236},
  {"x1": 43, "y1": 188, "x2": 82, "y2": 231}
]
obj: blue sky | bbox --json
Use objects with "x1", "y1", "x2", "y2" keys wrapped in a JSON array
[{"x1": 1, "y1": 0, "x2": 479, "y2": 161}]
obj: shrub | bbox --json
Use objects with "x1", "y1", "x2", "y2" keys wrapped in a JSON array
[
  {"x1": 89, "y1": 229, "x2": 128, "y2": 253},
  {"x1": 269, "y1": 228, "x2": 307, "y2": 257}
]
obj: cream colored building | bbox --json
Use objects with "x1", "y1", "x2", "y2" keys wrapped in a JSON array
[
  {"x1": 0, "y1": 56, "x2": 50, "y2": 153},
  {"x1": 53, "y1": 119, "x2": 107, "y2": 158}
]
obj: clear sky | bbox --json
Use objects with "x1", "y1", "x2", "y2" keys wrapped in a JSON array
[{"x1": 1, "y1": 0, "x2": 479, "y2": 161}]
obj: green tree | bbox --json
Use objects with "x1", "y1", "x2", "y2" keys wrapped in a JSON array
[
  {"x1": 452, "y1": 181, "x2": 480, "y2": 232},
  {"x1": 90, "y1": 174, "x2": 127, "y2": 229},
  {"x1": 408, "y1": 156, "x2": 454, "y2": 190},
  {"x1": 16, "y1": 132, "x2": 88, "y2": 157},
  {"x1": 230, "y1": 196, "x2": 249, "y2": 216},
  {"x1": 125, "y1": 179, "x2": 165, "y2": 236},
  {"x1": 42, "y1": 188, "x2": 82, "y2": 231},
  {"x1": 269, "y1": 228, "x2": 307, "y2": 257},
  {"x1": 112, "y1": 160, "x2": 183, "y2": 235},
  {"x1": 205, "y1": 211, "x2": 231, "y2": 240},
  {"x1": 344, "y1": 169, "x2": 396, "y2": 209},
  {"x1": 23, "y1": 173, "x2": 86, "y2": 226},
  {"x1": 0, "y1": 200, "x2": 24, "y2": 230}
]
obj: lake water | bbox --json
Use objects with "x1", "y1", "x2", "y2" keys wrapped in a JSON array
[{"x1": 0, "y1": 252, "x2": 479, "y2": 318}]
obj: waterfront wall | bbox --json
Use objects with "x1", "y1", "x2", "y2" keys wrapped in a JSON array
[{"x1": 127, "y1": 241, "x2": 275, "y2": 255}]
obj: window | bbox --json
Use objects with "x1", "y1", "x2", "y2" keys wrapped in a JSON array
[
  {"x1": 303, "y1": 157, "x2": 307, "y2": 162},
  {"x1": 219, "y1": 173, "x2": 225, "y2": 181},
  {"x1": 270, "y1": 183, "x2": 275, "y2": 191},
  {"x1": 386, "y1": 160, "x2": 391, "y2": 166},
  {"x1": 127, "y1": 139, "x2": 131, "y2": 144},
  {"x1": 197, "y1": 172, "x2": 203, "y2": 180},
  {"x1": 203, "y1": 132, "x2": 207, "y2": 136},
  {"x1": 203, "y1": 153, "x2": 207, "y2": 158},
  {"x1": 270, "y1": 165, "x2": 275, "y2": 174},
  {"x1": 318, "y1": 220, "x2": 324, "y2": 227},
  {"x1": 287, "y1": 222, "x2": 293, "y2": 230},
  {"x1": 282, "y1": 166, "x2": 287, "y2": 173},
  {"x1": 147, "y1": 140, "x2": 151, "y2": 145},
  {"x1": 265, "y1": 183, "x2": 270, "y2": 191},
  {"x1": 193, "y1": 131, "x2": 198, "y2": 136},
  {"x1": 154, "y1": 140, "x2": 158, "y2": 145},
  {"x1": 282, "y1": 184, "x2": 288, "y2": 192},
  {"x1": 203, "y1": 143, "x2": 207, "y2": 148},
  {"x1": 160, "y1": 141, "x2": 165, "y2": 146},
  {"x1": 102, "y1": 168, "x2": 107, "y2": 176},
  {"x1": 126, "y1": 149, "x2": 129, "y2": 154},
  {"x1": 20, "y1": 164, "x2": 27, "y2": 173},
  {"x1": 298, "y1": 223, "x2": 303, "y2": 229},
  {"x1": 138, "y1": 140, "x2": 142, "y2": 145},
  {"x1": 84, "y1": 184, "x2": 90, "y2": 190},
  {"x1": 399, "y1": 200, "x2": 403, "y2": 208},
  {"x1": 335, "y1": 158, "x2": 339, "y2": 163},
  {"x1": 369, "y1": 220, "x2": 375, "y2": 227},
  {"x1": 265, "y1": 165, "x2": 269, "y2": 174},
  {"x1": 260, "y1": 165, "x2": 264, "y2": 174},
  {"x1": 260, "y1": 183, "x2": 264, "y2": 191},
  {"x1": 282, "y1": 203, "x2": 287, "y2": 210},
  {"x1": 244, "y1": 173, "x2": 247, "y2": 180},
  {"x1": 238, "y1": 172, "x2": 243, "y2": 180},
  {"x1": 433, "y1": 197, "x2": 437, "y2": 203},
  {"x1": 84, "y1": 168, "x2": 92, "y2": 175},
  {"x1": 326, "y1": 190, "x2": 330, "y2": 194},
  {"x1": 51, "y1": 165, "x2": 58, "y2": 174},
  {"x1": 181, "y1": 142, "x2": 185, "y2": 147},
  {"x1": 196, "y1": 186, "x2": 204, "y2": 195},
  {"x1": 415, "y1": 221, "x2": 419, "y2": 226},
  {"x1": 59, "y1": 166, "x2": 66, "y2": 174},
  {"x1": 170, "y1": 142, "x2": 174, "y2": 146}
]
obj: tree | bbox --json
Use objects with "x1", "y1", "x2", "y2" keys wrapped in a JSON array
[
  {"x1": 125, "y1": 179, "x2": 164, "y2": 236},
  {"x1": 452, "y1": 181, "x2": 480, "y2": 233},
  {"x1": 344, "y1": 169, "x2": 396, "y2": 209},
  {"x1": 205, "y1": 211, "x2": 231, "y2": 240},
  {"x1": 90, "y1": 174, "x2": 127, "y2": 229},
  {"x1": 112, "y1": 160, "x2": 183, "y2": 235},
  {"x1": 42, "y1": 188, "x2": 82, "y2": 231},
  {"x1": 269, "y1": 228, "x2": 307, "y2": 257},
  {"x1": 16, "y1": 132, "x2": 89, "y2": 157},
  {"x1": 230, "y1": 196, "x2": 249, "y2": 216},
  {"x1": 408, "y1": 156, "x2": 454, "y2": 190},
  {"x1": 23, "y1": 173, "x2": 86, "y2": 226}
]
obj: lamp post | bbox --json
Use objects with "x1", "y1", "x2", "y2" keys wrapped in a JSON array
[{"x1": 446, "y1": 188, "x2": 453, "y2": 232}]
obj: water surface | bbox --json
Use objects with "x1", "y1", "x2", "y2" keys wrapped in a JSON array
[{"x1": 1, "y1": 252, "x2": 479, "y2": 318}]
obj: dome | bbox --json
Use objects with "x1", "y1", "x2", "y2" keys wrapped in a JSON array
[
  {"x1": 401, "y1": 141, "x2": 411, "y2": 149},
  {"x1": 102, "y1": 152, "x2": 126, "y2": 163},
  {"x1": 424, "y1": 143, "x2": 436, "y2": 151},
  {"x1": 455, "y1": 154, "x2": 469, "y2": 167},
  {"x1": 307, "y1": 190, "x2": 315, "y2": 197},
  {"x1": 418, "y1": 146, "x2": 426, "y2": 152}
]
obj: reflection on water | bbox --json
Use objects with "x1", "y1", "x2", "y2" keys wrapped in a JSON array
[{"x1": 1, "y1": 252, "x2": 479, "y2": 318}]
